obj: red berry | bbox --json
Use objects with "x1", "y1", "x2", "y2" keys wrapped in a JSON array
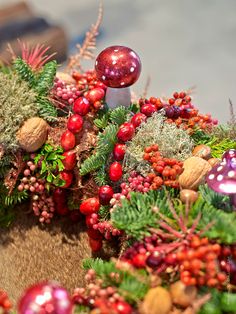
[
  {"x1": 132, "y1": 253, "x2": 147, "y2": 268},
  {"x1": 73, "y1": 97, "x2": 90, "y2": 116},
  {"x1": 80, "y1": 197, "x2": 100, "y2": 215},
  {"x1": 53, "y1": 188, "x2": 67, "y2": 204},
  {"x1": 131, "y1": 113, "x2": 147, "y2": 128},
  {"x1": 140, "y1": 103, "x2": 157, "y2": 117},
  {"x1": 86, "y1": 88, "x2": 105, "y2": 103},
  {"x1": 59, "y1": 170, "x2": 73, "y2": 188},
  {"x1": 86, "y1": 214, "x2": 95, "y2": 228},
  {"x1": 113, "y1": 143, "x2": 126, "y2": 161},
  {"x1": 62, "y1": 151, "x2": 77, "y2": 171},
  {"x1": 111, "y1": 301, "x2": 132, "y2": 314},
  {"x1": 98, "y1": 185, "x2": 114, "y2": 205},
  {"x1": 117, "y1": 123, "x2": 135, "y2": 142},
  {"x1": 61, "y1": 130, "x2": 76, "y2": 151},
  {"x1": 109, "y1": 162, "x2": 123, "y2": 182},
  {"x1": 89, "y1": 237, "x2": 103, "y2": 252},
  {"x1": 87, "y1": 228, "x2": 103, "y2": 240},
  {"x1": 67, "y1": 114, "x2": 83, "y2": 134}
]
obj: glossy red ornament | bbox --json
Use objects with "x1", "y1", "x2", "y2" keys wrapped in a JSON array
[
  {"x1": 67, "y1": 114, "x2": 83, "y2": 134},
  {"x1": 117, "y1": 123, "x2": 135, "y2": 142},
  {"x1": 113, "y1": 143, "x2": 126, "y2": 161},
  {"x1": 59, "y1": 171, "x2": 73, "y2": 188},
  {"x1": 62, "y1": 151, "x2": 77, "y2": 171},
  {"x1": 109, "y1": 162, "x2": 123, "y2": 182},
  {"x1": 86, "y1": 88, "x2": 105, "y2": 103},
  {"x1": 80, "y1": 198, "x2": 100, "y2": 215},
  {"x1": 95, "y1": 45, "x2": 141, "y2": 88},
  {"x1": 98, "y1": 185, "x2": 114, "y2": 205},
  {"x1": 61, "y1": 130, "x2": 76, "y2": 151},
  {"x1": 131, "y1": 113, "x2": 147, "y2": 128},
  {"x1": 111, "y1": 301, "x2": 133, "y2": 314},
  {"x1": 89, "y1": 237, "x2": 103, "y2": 252},
  {"x1": 141, "y1": 103, "x2": 157, "y2": 117},
  {"x1": 73, "y1": 97, "x2": 90, "y2": 116},
  {"x1": 18, "y1": 281, "x2": 72, "y2": 314}
]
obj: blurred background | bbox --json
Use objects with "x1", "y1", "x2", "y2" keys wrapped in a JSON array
[{"x1": 0, "y1": 0, "x2": 236, "y2": 123}]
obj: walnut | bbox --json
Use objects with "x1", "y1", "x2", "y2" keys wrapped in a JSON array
[{"x1": 17, "y1": 117, "x2": 49, "y2": 152}]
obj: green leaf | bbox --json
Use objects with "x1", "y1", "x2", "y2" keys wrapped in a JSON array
[
  {"x1": 57, "y1": 160, "x2": 65, "y2": 172},
  {"x1": 41, "y1": 160, "x2": 47, "y2": 174},
  {"x1": 47, "y1": 172, "x2": 53, "y2": 183}
]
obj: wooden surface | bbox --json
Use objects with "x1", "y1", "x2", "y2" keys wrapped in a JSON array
[{"x1": 0, "y1": 204, "x2": 91, "y2": 304}]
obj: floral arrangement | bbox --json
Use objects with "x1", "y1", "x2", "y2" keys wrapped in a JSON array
[{"x1": 0, "y1": 6, "x2": 236, "y2": 314}]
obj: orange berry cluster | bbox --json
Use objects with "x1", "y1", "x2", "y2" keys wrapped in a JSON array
[
  {"x1": 143, "y1": 144, "x2": 183, "y2": 189},
  {"x1": 0, "y1": 289, "x2": 11, "y2": 312},
  {"x1": 176, "y1": 236, "x2": 227, "y2": 288}
]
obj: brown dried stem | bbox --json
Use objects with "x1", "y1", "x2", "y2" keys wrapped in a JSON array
[{"x1": 67, "y1": 2, "x2": 103, "y2": 72}]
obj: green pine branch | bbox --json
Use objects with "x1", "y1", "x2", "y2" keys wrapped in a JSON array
[
  {"x1": 80, "y1": 123, "x2": 119, "y2": 176},
  {"x1": 199, "y1": 184, "x2": 231, "y2": 212},
  {"x1": 109, "y1": 106, "x2": 130, "y2": 125},
  {"x1": 192, "y1": 197, "x2": 236, "y2": 244},
  {"x1": 13, "y1": 58, "x2": 36, "y2": 88},
  {"x1": 35, "y1": 60, "x2": 57, "y2": 95},
  {"x1": 36, "y1": 96, "x2": 58, "y2": 122},
  {"x1": 111, "y1": 189, "x2": 171, "y2": 240}
]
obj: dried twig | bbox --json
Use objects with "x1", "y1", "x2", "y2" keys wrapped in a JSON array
[
  {"x1": 142, "y1": 75, "x2": 151, "y2": 99},
  {"x1": 67, "y1": 2, "x2": 103, "y2": 72}
]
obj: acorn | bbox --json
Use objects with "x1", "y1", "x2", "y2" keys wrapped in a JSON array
[
  {"x1": 180, "y1": 189, "x2": 199, "y2": 204},
  {"x1": 192, "y1": 144, "x2": 211, "y2": 160}
]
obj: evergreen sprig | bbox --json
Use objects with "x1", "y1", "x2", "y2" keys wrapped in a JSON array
[
  {"x1": 112, "y1": 188, "x2": 236, "y2": 244},
  {"x1": 35, "y1": 60, "x2": 57, "y2": 95},
  {"x1": 80, "y1": 106, "x2": 130, "y2": 183},
  {"x1": 111, "y1": 189, "x2": 171, "y2": 240},
  {"x1": 199, "y1": 184, "x2": 231, "y2": 212},
  {"x1": 36, "y1": 96, "x2": 58, "y2": 122},
  {"x1": 13, "y1": 58, "x2": 36, "y2": 87},
  {"x1": 192, "y1": 197, "x2": 236, "y2": 244},
  {"x1": 80, "y1": 123, "x2": 119, "y2": 177}
]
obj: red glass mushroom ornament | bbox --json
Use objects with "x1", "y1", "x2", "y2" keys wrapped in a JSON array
[
  {"x1": 206, "y1": 149, "x2": 236, "y2": 209},
  {"x1": 95, "y1": 45, "x2": 141, "y2": 108}
]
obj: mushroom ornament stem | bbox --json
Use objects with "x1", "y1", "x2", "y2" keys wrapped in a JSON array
[
  {"x1": 95, "y1": 45, "x2": 141, "y2": 109},
  {"x1": 206, "y1": 149, "x2": 236, "y2": 210}
]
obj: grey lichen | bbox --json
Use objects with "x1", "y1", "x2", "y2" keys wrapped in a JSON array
[
  {"x1": 0, "y1": 72, "x2": 38, "y2": 151},
  {"x1": 123, "y1": 111, "x2": 193, "y2": 176}
]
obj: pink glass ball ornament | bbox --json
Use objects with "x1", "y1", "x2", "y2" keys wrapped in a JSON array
[{"x1": 18, "y1": 281, "x2": 73, "y2": 314}]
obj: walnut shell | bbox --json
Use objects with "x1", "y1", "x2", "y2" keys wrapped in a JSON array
[
  {"x1": 140, "y1": 287, "x2": 172, "y2": 314},
  {"x1": 17, "y1": 117, "x2": 49, "y2": 152},
  {"x1": 178, "y1": 157, "x2": 211, "y2": 190},
  {"x1": 192, "y1": 144, "x2": 211, "y2": 160}
]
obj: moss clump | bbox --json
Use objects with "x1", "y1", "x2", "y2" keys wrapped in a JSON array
[
  {"x1": 0, "y1": 72, "x2": 38, "y2": 151},
  {"x1": 123, "y1": 112, "x2": 193, "y2": 175}
]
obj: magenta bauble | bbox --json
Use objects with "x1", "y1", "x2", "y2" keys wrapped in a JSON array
[{"x1": 18, "y1": 281, "x2": 72, "y2": 314}]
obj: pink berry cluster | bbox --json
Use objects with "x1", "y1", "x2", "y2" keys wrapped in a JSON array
[
  {"x1": 53, "y1": 78, "x2": 81, "y2": 107},
  {"x1": 17, "y1": 157, "x2": 56, "y2": 223},
  {"x1": 17, "y1": 160, "x2": 44, "y2": 194},
  {"x1": 72, "y1": 269, "x2": 132, "y2": 314},
  {"x1": 32, "y1": 193, "x2": 55, "y2": 223}
]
